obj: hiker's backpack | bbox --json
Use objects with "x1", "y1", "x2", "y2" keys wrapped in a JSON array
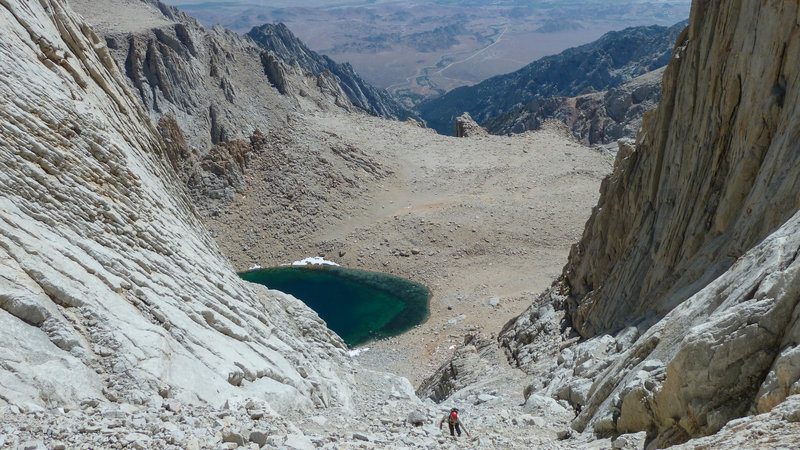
[{"x1": 449, "y1": 410, "x2": 459, "y2": 425}]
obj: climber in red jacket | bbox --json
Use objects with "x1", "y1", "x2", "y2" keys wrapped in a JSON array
[{"x1": 439, "y1": 408, "x2": 471, "y2": 437}]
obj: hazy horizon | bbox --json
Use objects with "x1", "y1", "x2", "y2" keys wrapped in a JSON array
[{"x1": 161, "y1": 0, "x2": 691, "y2": 104}]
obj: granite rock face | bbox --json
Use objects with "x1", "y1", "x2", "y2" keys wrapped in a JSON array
[
  {"x1": 500, "y1": 0, "x2": 800, "y2": 445},
  {"x1": 485, "y1": 68, "x2": 664, "y2": 145},
  {"x1": 75, "y1": 0, "x2": 366, "y2": 154},
  {"x1": 0, "y1": 0, "x2": 352, "y2": 413},
  {"x1": 157, "y1": 114, "x2": 258, "y2": 202},
  {"x1": 565, "y1": 0, "x2": 800, "y2": 339}
]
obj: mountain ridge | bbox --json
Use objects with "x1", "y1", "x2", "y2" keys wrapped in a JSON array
[
  {"x1": 246, "y1": 22, "x2": 414, "y2": 120},
  {"x1": 417, "y1": 21, "x2": 687, "y2": 135},
  {"x1": 485, "y1": 67, "x2": 664, "y2": 145}
]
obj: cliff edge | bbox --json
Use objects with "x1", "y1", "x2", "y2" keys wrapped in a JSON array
[{"x1": 501, "y1": 0, "x2": 800, "y2": 445}]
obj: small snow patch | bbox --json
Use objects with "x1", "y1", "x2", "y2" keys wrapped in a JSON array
[
  {"x1": 348, "y1": 347, "x2": 370, "y2": 357},
  {"x1": 449, "y1": 345, "x2": 456, "y2": 350},
  {"x1": 287, "y1": 256, "x2": 339, "y2": 267},
  {"x1": 248, "y1": 264, "x2": 262, "y2": 270}
]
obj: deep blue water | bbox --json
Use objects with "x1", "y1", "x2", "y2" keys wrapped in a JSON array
[{"x1": 239, "y1": 266, "x2": 430, "y2": 347}]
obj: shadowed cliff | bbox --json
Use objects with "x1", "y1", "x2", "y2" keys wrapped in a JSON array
[{"x1": 500, "y1": 0, "x2": 800, "y2": 445}]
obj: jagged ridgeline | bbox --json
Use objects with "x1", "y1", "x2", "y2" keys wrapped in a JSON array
[
  {"x1": 246, "y1": 23, "x2": 414, "y2": 120},
  {"x1": 484, "y1": 67, "x2": 665, "y2": 145},
  {"x1": 95, "y1": 0, "x2": 411, "y2": 156},
  {"x1": 418, "y1": 21, "x2": 686, "y2": 135}
]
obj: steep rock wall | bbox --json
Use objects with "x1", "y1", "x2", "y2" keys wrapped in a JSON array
[
  {"x1": 501, "y1": 0, "x2": 800, "y2": 445},
  {"x1": 566, "y1": 0, "x2": 800, "y2": 338},
  {"x1": 0, "y1": 0, "x2": 352, "y2": 412}
]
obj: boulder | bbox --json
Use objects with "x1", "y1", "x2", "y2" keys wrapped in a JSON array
[
  {"x1": 523, "y1": 394, "x2": 572, "y2": 422},
  {"x1": 611, "y1": 432, "x2": 647, "y2": 450},
  {"x1": 407, "y1": 410, "x2": 427, "y2": 426},
  {"x1": 221, "y1": 431, "x2": 246, "y2": 446},
  {"x1": 249, "y1": 431, "x2": 268, "y2": 447},
  {"x1": 454, "y1": 112, "x2": 488, "y2": 138}
]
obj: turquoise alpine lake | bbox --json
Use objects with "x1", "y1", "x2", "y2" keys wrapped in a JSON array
[{"x1": 239, "y1": 266, "x2": 430, "y2": 347}]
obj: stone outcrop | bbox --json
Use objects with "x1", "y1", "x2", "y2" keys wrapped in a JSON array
[
  {"x1": 157, "y1": 114, "x2": 256, "y2": 202},
  {"x1": 260, "y1": 51, "x2": 289, "y2": 95},
  {"x1": 500, "y1": 0, "x2": 800, "y2": 445},
  {"x1": 0, "y1": 0, "x2": 352, "y2": 413},
  {"x1": 485, "y1": 68, "x2": 664, "y2": 145},
  {"x1": 454, "y1": 112, "x2": 488, "y2": 138},
  {"x1": 417, "y1": 334, "x2": 498, "y2": 401}
]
